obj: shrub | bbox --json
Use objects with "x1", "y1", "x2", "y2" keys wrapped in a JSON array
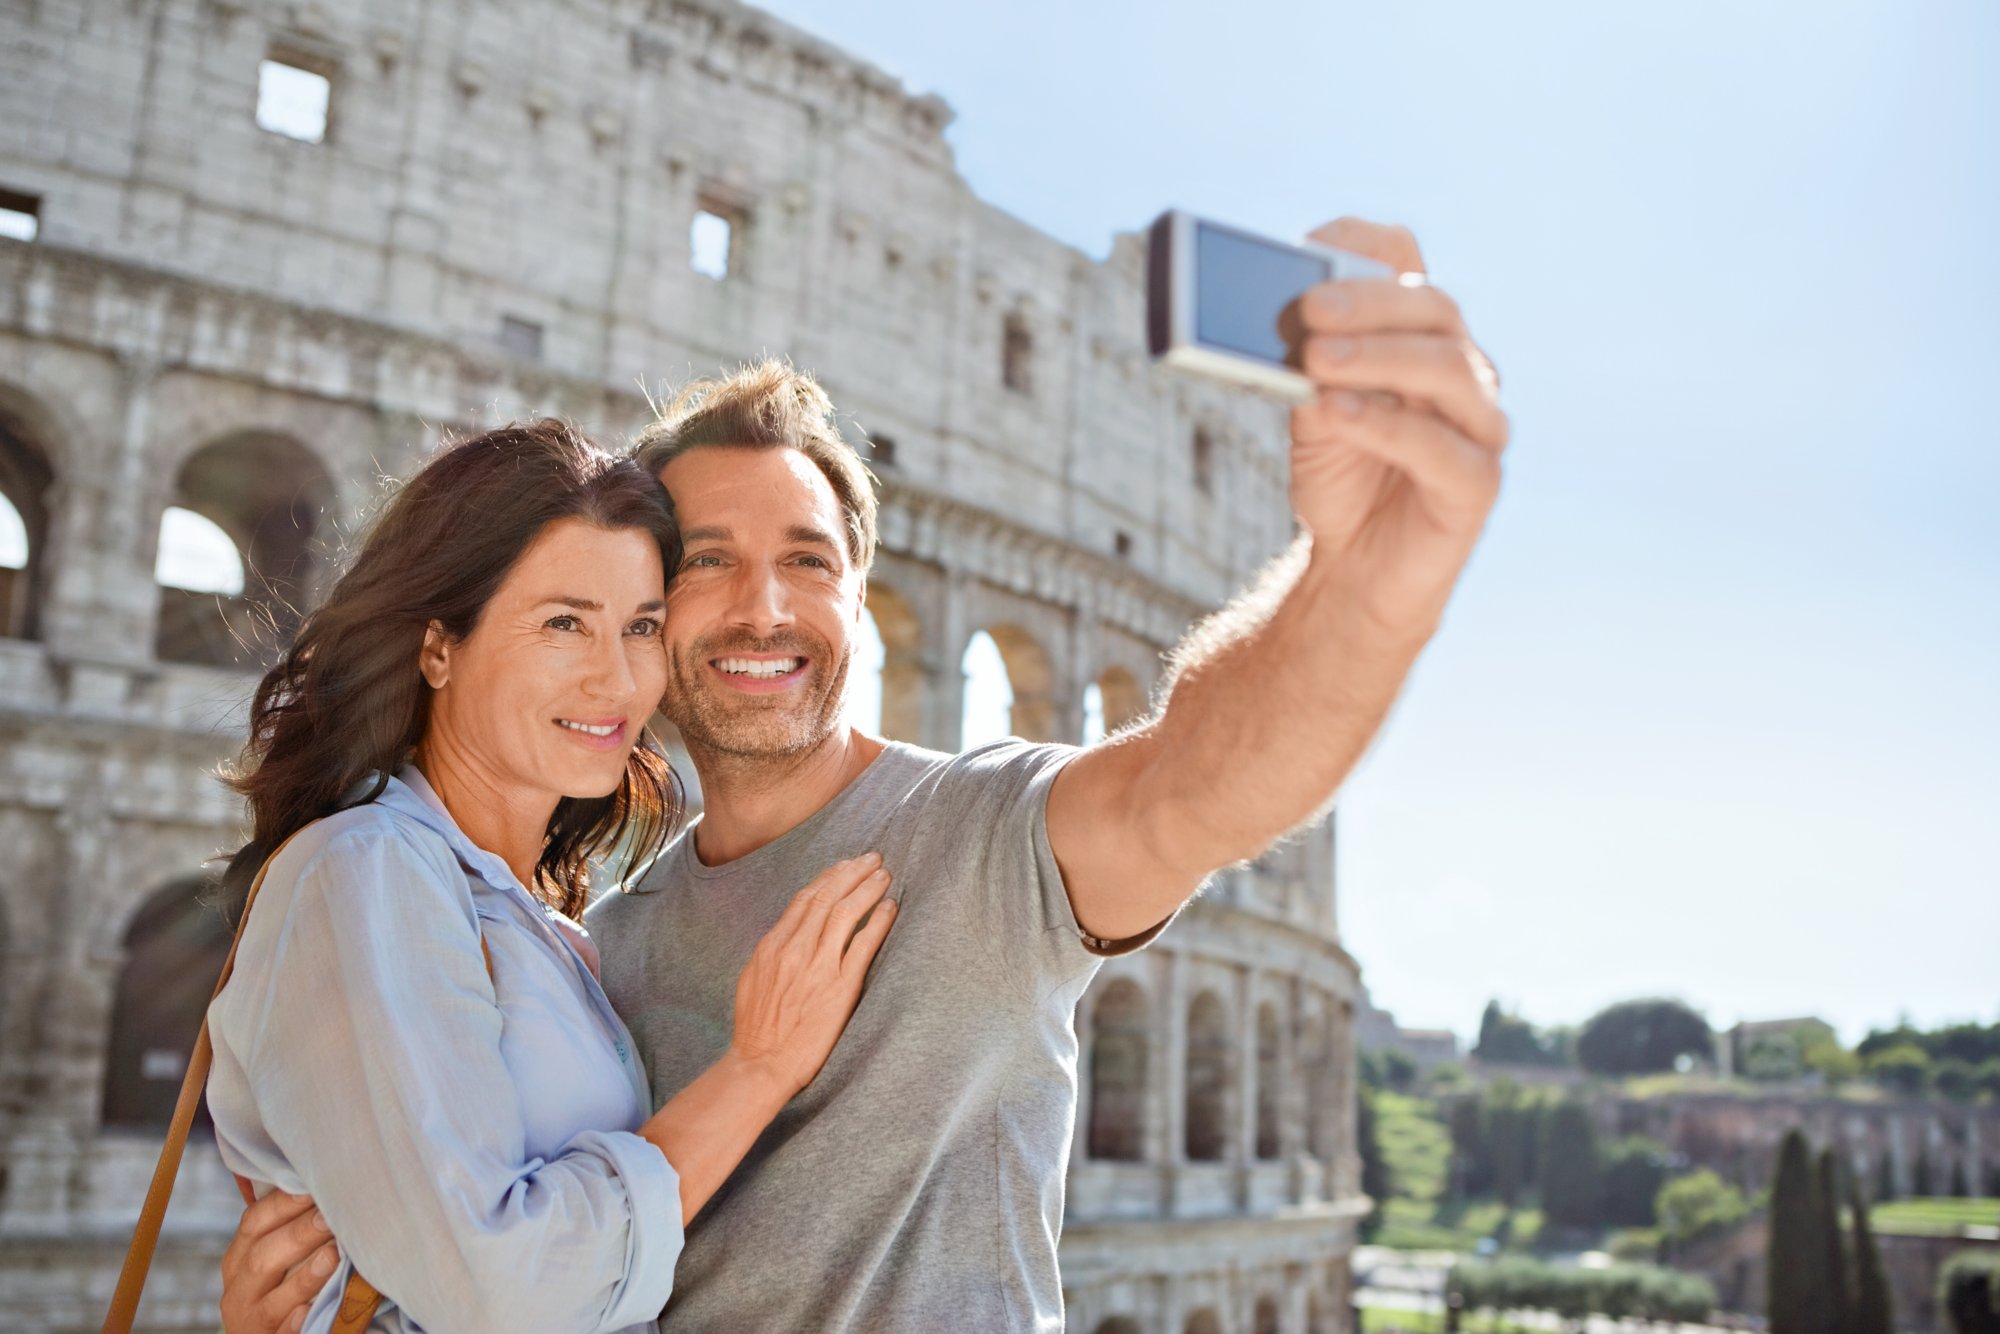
[{"x1": 1939, "y1": 1251, "x2": 2000, "y2": 1334}]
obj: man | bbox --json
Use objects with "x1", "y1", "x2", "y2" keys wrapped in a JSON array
[{"x1": 221, "y1": 218, "x2": 1506, "y2": 1331}]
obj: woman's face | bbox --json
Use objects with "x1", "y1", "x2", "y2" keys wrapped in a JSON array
[{"x1": 421, "y1": 518, "x2": 667, "y2": 807}]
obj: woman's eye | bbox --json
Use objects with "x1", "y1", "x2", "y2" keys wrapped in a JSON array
[
  {"x1": 546, "y1": 615, "x2": 581, "y2": 632},
  {"x1": 627, "y1": 619, "x2": 661, "y2": 637}
]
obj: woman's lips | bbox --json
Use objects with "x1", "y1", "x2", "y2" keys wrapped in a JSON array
[{"x1": 554, "y1": 717, "x2": 630, "y2": 751}]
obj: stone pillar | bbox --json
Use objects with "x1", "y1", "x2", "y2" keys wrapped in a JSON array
[
  {"x1": 39, "y1": 358, "x2": 160, "y2": 669},
  {"x1": 1163, "y1": 945, "x2": 1189, "y2": 1213},
  {"x1": 1235, "y1": 964, "x2": 1255, "y2": 1209},
  {"x1": 921, "y1": 572, "x2": 969, "y2": 752},
  {"x1": 1332, "y1": 998, "x2": 1360, "y2": 1198}
]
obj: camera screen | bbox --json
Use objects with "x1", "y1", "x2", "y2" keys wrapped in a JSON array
[{"x1": 1193, "y1": 221, "x2": 1331, "y2": 366}]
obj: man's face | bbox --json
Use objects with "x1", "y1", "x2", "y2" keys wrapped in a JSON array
[{"x1": 657, "y1": 445, "x2": 863, "y2": 758}]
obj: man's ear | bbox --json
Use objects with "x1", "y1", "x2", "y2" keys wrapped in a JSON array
[
  {"x1": 419, "y1": 621, "x2": 452, "y2": 689},
  {"x1": 853, "y1": 575, "x2": 868, "y2": 627}
]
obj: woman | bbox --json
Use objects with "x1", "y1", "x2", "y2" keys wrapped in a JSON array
[{"x1": 204, "y1": 419, "x2": 894, "y2": 1333}]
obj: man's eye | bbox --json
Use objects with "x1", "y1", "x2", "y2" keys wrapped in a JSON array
[
  {"x1": 795, "y1": 554, "x2": 829, "y2": 569},
  {"x1": 685, "y1": 554, "x2": 724, "y2": 569}
]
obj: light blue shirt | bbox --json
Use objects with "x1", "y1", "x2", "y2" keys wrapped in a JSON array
[{"x1": 206, "y1": 769, "x2": 682, "y2": 1334}]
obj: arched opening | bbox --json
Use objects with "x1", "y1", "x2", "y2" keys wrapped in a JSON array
[
  {"x1": 1308, "y1": 1290, "x2": 1328, "y2": 1334},
  {"x1": 1256, "y1": 1002, "x2": 1283, "y2": 1160},
  {"x1": 1096, "y1": 666, "x2": 1146, "y2": 737},
  {"x1": 1082, "y1": 680, "x2": 1106, "y2": 746},
  {"x1": 1185, "y1": 990, "x2": 1233, "y2": 1162},
  {"x1": 1185, "y1": 1310, "x2": 1223, "y2": 1334},
  {"x1": 1088, "y1": 978, "x2": 1149, "y2": 1161},
  {"x1": 1002, "y1": 311, "x2": 1033, "y2": 394},
  {"x1": 1254, "y1": 1296, "x2": 1281, "y2": 1334},
  {"x1": 1093, "y1": 1320, "x2": 1143, "y2": 1334},
  {"x1": 0, "y1": 408, "x2": 57, "y2": 640},
  {"x1": 102, "y1": 876, "x2": 231, "y2": 1129},
  {"x1": 852, "y1": 604, "x2": 886, "y2": 737},
  {"x1": 155, "y1": 433, "x2": 335, "y2": 668},
  {"x1": 961, "y1": 623, "x2": 1056, "y2": 748},
  {"x1": 862, "y1": 582, "x2": 923, "y2": 742}
]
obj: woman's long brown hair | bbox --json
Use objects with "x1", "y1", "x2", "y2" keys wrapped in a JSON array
[{"x1": 219, "y1": 419, "x2": 682, "y2": 919}]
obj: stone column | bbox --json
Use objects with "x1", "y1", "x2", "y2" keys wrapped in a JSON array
[
  {"x1": 920, "y1": 571, "x2": 969, "y2": 752},
  {"x1": 39, "y1": 358, "x2": 160, "y2": 672},
  {"x1": 1234, "y1": 964, "x2": 1255, "y2": 1210},
  {"x1": 1163, "y1": 945, "x2": 1189, "y2": 1214}
]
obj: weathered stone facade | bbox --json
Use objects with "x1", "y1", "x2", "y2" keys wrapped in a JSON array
[{"x1": 0, "y1": 1, "x2": 1364, "y2": 1330}]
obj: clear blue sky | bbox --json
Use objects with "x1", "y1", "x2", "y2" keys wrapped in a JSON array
[{"x1": 756, "y1": 0, "x2": 2000, "y2": 1045}]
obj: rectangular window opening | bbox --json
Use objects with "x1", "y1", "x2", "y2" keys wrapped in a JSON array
[
  {"x1": 0, "y1": 187, "x2": 41, "y2": 242},
  {"x1": 690, "y1": 207, "x2": 738, "y2": 280},
  {"x1": 498, "y1": 315, "x2": 544, "y2": 361},
  {"x1": 257, "y1": 52, "x2": 333, "y2": 143},
  {"x1": 867, "y1": 435, "x2": 897, "y2": 469}
]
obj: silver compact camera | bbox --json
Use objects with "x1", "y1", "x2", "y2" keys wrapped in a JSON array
[{"x1": 1146, "y1": 209, "x2": 1394, "y2": 402}]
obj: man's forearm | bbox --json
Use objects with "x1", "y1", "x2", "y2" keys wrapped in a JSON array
[
  {"x1": 1052, "y1": 533, "x2": 1437, "y2": 942},
  {"x1": 1138, "y1": 533, "x2": 1434, "y2": 873}
]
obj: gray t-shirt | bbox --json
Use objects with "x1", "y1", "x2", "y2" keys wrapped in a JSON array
[{"x1": 587, "y1": 739, "x2": 1155, "y2": 1332}]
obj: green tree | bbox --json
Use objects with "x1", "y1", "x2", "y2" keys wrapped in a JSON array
[
  {"x1": 1598, "y1": 1138, "x2": 1669, "y2": 1228},
  {"x1": 1950, "y1": 1158, "x2": 1971, "y2": 1198},
  {"x1": 1537, "y1": 1099, "x2": 1603, "y2": 1227},
  {"x1": 1476, "y1": 1000, "x2": 1563, "y2": 1066},
  {"x1": 1804, "y1": 1040, "x2": 1863, "y2": 1087},
  {"x1": 1576, "y1": 998, "x2": 1713, "y2": 1076},
  {"x1": 1915, "y1": 1145, "x2": 1936, "y2": 1198},
  {"x1": 1448, "y1": 1092, "x2": 1488, "y2": 1198},
  {"x1": 1482, "y1": 1079, "x2": 1535, "y2": 1207},
  {"x1": 1815, "y1": 1150, "x2": 1853, "y2": 1334},
  {"x1": 1848, "y1": 1179, "x2": 1893, "y2": 1334},
  {"x1": 1357, "y1": 1087, "x2": 1389, "y2": 1239},
  {"x1": 1769, "y1": 1129, "x2": 1839, "y2": 1334},
  {"x1": 1940, "y1": 1251, "x2": 2000, "y2": 1334},
  {"x1": 1866, "y1": 1042, "x2": 1931, "y2": 1096},
  {"x1": 1936, "y1": 1057, "x2": 1980, "y2": 1103},
  {"x1": 1874, "y1": 1153, "x2": 1896, "y2": 1204},
  {"x1": 1977, "y1": 1058, "x2": 2000, "y2": 1102},
  {"x1": 1656, "y1": 1168, "x2": 1747, "y2": 1251}
]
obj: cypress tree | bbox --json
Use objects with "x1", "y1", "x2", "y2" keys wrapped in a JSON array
[
  {"x1": 1537, "y1": 1099, "x2": 1603, "y2": 1227},
  {"x1": 1950, "y1": 1158, "x2": 1971, "y2": 1198},
  {"x1": 1815, "y1": 1150, "x2": 1853, "y2": 1334},
  {"x1": 1769, "y1": 1129, "x2": 1837, "y2": 1334},
  {"x1": 1847, "y1": 1178, "x2": 1893, "y2": 1334},
  {"x1": 1914, "y1": 1144, "x2": 1935, "y2": 1197}
]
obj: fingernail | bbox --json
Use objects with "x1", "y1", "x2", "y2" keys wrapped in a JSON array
[
  {"x1": 870, "y1": 868, "x2": 889, "y2": 881},
  {"x1": 1321, "y1": 337, "x2": 1355, "y2": 362},
  {"x1": 315, "y1": 1248, "x2": 336, "y2": 1275},
  {"x1": 861, "y1": 851, "x2": 882, "y2": 866},
  {"x1": 1332, "y1": 390, "x2": 1364, "y2": 417},
  {"x1": 312, "y1": 1209, "x2": 329, "y2": 1231}
]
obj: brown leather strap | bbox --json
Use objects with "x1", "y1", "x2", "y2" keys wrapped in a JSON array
[{"x1": 103, "y1": 826, "x2": 495, "y2": 1334}]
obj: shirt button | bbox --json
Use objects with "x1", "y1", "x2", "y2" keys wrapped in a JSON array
[{"x1": 616, "y1": 1041, "x2": 629, "y2": 1062}]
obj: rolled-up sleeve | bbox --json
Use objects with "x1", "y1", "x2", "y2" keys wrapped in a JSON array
[{"x1": 232, "y1": 828, "x2": 681, "y2": 1334}]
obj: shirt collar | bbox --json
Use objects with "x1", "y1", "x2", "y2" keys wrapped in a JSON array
[{"x1": 353, "y1": 766, "x2": 534, "y2": 898}]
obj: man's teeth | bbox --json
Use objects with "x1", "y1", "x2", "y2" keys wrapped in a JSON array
[
  {"x1": 558, "y1": 720, "x2": 619, "y2": 737},
  {"x1": 718, "y1": 657, "x2": 803, "y2": 679}
]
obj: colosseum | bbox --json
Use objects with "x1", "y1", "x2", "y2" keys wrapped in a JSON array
[{"x1": 0, "y1": 1, "x2": 1367, "y2": 1330}]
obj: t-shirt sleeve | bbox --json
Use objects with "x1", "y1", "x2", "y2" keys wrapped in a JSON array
[{"x1": 943, "y1": 740, "x2": 1176, "y2": 983}]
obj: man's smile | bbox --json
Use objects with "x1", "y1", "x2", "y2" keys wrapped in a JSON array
[{"x1": 708, "y1": 654, "x2": 811, "y2": 693}]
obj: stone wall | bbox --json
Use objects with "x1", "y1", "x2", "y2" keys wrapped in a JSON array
[{"x1": 0, "y1": 1, "x2": 1363, "y2": 1331}]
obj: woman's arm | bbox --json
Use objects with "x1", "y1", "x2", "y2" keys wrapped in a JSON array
[
  {"x1": 217, "y1": 847, "x2": 896, "y2": 1334},
  {"x1": 222, "y1": 827, "x2": 681, "y2": 1334}
]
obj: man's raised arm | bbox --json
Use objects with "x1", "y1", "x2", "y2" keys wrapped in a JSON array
[{"x1": 1048, "y1": 218, "x2": 1509, "y2": 943}]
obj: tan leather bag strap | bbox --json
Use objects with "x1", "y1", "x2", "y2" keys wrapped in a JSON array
[{"x1": 103, "y1": 829, "x2": 496, "y2": 1334}]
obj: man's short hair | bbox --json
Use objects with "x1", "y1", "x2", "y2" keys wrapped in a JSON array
[{"x1": 633, "y1": 360, "x2": 878, "y2": 572}]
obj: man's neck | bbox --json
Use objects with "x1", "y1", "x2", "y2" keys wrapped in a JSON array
[{"x1": 685, "y1": 726, "x2": 886, "y2": 866}]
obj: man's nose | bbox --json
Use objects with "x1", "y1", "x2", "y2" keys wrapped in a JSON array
[{"x1": 727, "y1": 562, "x2": 794, "y2": 635}]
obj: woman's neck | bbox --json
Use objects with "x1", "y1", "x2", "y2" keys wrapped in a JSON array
[{"x1": 411, "y1": 739, "x2": 556, "y2": 891}]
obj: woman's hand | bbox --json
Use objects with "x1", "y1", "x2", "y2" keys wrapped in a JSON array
[
  {"x1": 639, "y1": 853, "x2": 897, "y2": 1222},
  {"x1": 729, "y1": 852, "x2": 896, "y2": 1097}
]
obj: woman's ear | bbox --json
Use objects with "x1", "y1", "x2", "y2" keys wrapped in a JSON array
[{"x1": 419, "y1": 621, "x2": 452, "y2": 689}]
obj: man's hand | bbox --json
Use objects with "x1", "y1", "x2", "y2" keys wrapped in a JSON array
[
  {"x1": 219, "y1": 1190, "x2": 335, "y2": 1334},
  {"x1": 1049, "y1": 217, "x2": 1508, "y2": 942},
  {"x1": 1288, "y1": 218, "x2": 1509, "y2": 638}
]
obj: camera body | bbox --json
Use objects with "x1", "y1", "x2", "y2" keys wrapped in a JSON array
[{"x1": 1146, "y1": 209, "x2": 1393, "y2": 402}]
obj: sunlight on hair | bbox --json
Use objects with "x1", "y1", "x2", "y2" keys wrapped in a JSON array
[
  {"x1": 1081, "y1": 681, "x2": 1106, "y2": 746},
  {"x1": 154, "y1": 506, "x2": 245, "y2": 594},
  {"x1": 959, "y1": 630, "x2": 1014, "y2": 751},
  {"x1": 850, "y1": 605, "x2": 886, "y2": 736},
  {"x1": 0, "y1": 493, "x2": 26, "y2": 569}
]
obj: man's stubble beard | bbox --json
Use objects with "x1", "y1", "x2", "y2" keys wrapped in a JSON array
[{"x1": 664, "y1": 631, "x2": 852, "y2": 762}]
